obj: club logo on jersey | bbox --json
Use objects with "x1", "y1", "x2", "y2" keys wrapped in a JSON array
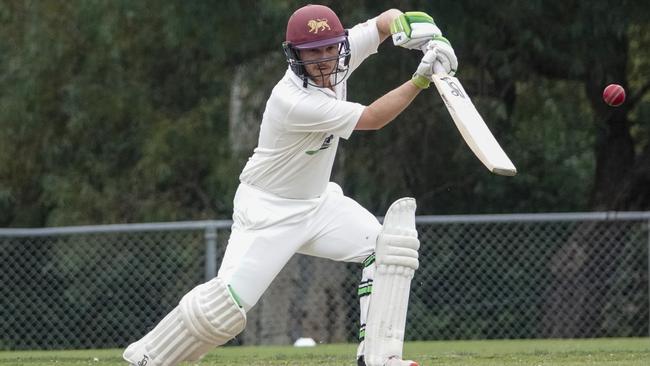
[
  {"x1": 306, "y1": 134, "x2": 334, "y2": 155},
  {"x1": 307, "y1": 19, "x2": 331, "y2": 34}
]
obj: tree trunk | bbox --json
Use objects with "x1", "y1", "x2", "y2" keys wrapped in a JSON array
[
  {"x1": 540, "y1": 32, "x2": 649, "y2": 337},
  {"x1": 586, "y1": 78, "x2": 636, "y2": 210}
]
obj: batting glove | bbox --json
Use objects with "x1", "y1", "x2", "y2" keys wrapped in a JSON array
[
  {"x1": 390, "y1": 11, "x2": 442, "y2": 50},
  {"x1": 424, "y1": 37, "x2": 458, "y2": 76},
  {"x1": 412, "y1": 48, "x2": 438, "y2": 89}
]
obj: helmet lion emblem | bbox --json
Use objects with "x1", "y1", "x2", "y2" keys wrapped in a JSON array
[{"x1": 307, "y1": 18, "x2": 331, "y2": 34}]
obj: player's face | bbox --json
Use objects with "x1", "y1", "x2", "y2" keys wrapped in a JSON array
[{"x1": 298, "y1": 44, "x2": 340, "y2": 88}]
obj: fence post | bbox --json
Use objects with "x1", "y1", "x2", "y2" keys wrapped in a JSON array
[{"x1": 204, "y1": 224, "x2": 218, "y2": 281}]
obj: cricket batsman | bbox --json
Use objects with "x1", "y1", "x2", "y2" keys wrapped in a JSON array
[{"x1": 123, "y1": 4, "x2": 457, "y2": 366}]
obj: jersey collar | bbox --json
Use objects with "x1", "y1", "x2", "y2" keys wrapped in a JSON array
[{"x1": 285, "y1": 67, "x2": 338, "y2": 98}]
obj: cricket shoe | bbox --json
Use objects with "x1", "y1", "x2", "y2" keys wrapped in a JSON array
[
  {"x1": 357, "y1": 356, "x2": 419, "y2": 366},
  {"x1": 385, "y1": 357, "x2": 419, "y2": 366},
  {"x1": 123, "y1": 340, "x2": 156, "y2": 366}
]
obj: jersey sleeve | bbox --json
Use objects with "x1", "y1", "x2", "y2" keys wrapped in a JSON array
[
  {"x1": 285, "y1": 93, "x2": 365, "y2": 140},
  {"x1": 347, "y1": 17, "x2": 381, "y2": 74}
]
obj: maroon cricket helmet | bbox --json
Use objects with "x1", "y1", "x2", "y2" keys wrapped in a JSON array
[
  {"x1": 285, "y1": 4, "x2": 347, "y2": 49},
  {"x1": 282, "y1": 4, "x2": 351, "y2": 88}
]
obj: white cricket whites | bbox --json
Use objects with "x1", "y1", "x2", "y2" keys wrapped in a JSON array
[{"x1": 431, "y1": 60, "x2": 517, "y2": 176}]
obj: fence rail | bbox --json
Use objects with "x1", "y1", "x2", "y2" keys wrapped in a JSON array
[{"x1": 1, "y1": 212, "x2": 649, "y2": 350}]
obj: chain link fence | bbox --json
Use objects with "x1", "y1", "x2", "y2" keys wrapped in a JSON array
[{"x1": 1, "y1": 212, "x2": 649, "y2": 350}]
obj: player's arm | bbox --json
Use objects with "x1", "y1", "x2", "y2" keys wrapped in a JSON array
[
  {"x1": 355, "y1": 81, "x2": 420, "y2": 131},
  {"x1": 356, "y1": 47, "x2": 440, "y2": 131},
  {"x1": 356, "y1": 8, "x2": 459, "y2": 131},
  {"x1": 375, "y1": 9, "x2": 403, "y2": 42},
  {"x1": 356, "y1": 36, "x2": 457, "y2": 131}
]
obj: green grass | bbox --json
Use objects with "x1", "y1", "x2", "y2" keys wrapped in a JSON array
[{"x1": 0, "y1": 338, "x2": 649, "y2": 366}]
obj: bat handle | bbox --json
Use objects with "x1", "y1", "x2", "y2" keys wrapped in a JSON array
[
  {"x1": 433, "y1": 61, "x2": 446, "y2": 75},
  {"x1": 422, "y1": 40, "x2": 446, "y2": 75}
]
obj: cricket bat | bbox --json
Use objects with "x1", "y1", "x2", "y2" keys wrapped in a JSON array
[{"x1": 431, "y1": 63, "x2": 517, "y2": 176}]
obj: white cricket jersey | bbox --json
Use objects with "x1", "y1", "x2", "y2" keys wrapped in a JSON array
[{"x1": 239, "y1": 18, "x2": 381, "y2": 199}]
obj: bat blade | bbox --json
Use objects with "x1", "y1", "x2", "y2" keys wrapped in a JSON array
[{"x1": 432, "y1": 74, "x2": 517, "y2": 176}]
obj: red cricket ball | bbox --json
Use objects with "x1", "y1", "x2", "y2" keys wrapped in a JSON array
[{"x1": 602, "y1": 84, "x2": 626, "y2": 107}]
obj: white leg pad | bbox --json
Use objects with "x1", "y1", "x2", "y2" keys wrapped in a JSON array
[
  {"x1": 123, "y1": 277, "x2": 246, "y2": 366},
  {"x1": 364, "y1": 198, "x2": 419, "y2": 366}
]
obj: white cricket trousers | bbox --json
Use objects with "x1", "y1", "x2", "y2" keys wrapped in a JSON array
[{"x1": 217, "y1": 182, "x2": 381, "y2": 311}]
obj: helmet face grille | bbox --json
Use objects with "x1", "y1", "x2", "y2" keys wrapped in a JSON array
[{"x1": 283, "y1": 38, "x2": 351, "y2": 88}]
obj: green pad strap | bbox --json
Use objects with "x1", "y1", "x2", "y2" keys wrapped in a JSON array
[
  {"x1": 358, "y1": 281, "x2": 373, "y2": 297},
  {"x1": 227, "y1": 284, "x2": 243, "y2": 308},
  {"x1": 363, "y1": 253, "x2": 376, "y2": 267},
  {"x1": 359, "y1": 325, "x2": 366, "y2": 341}
]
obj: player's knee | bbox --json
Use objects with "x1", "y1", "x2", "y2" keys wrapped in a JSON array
[
  {"x1": 179, "y1": 277, "x2": 247, "y2": 345},
  {"x1": 376, "y1": 197, "x2": 420, "y2": 270},
  {"x1": 376, "y1": 233, "x2": 419, "y2": 270}
]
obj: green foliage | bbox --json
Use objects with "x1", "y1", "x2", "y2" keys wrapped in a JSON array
[
  {"x1": 0, "y1": 0, "x2": 258, "y2": 226},
  {"x1": 0, "y1": 0, "x2": 649, "y2": 226}
]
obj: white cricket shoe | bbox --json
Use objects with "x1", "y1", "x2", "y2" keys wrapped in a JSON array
[
  {"x1": 123, "y1": 340, "x2": 155, "y2": 366},
  {"x1": 385, "y1": 357, "x2": 419, "y2": 366},
  {"x1": 357, "y1": 356, "x2": 419, "y2": 366}
]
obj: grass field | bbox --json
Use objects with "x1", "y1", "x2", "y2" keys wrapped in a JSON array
[{"x1": 1, "y1": 338, "x2": 649, "y2": 366}]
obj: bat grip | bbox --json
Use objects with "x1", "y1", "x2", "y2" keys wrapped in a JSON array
[
  {"x1": 433, "y1": 61, "x2": 446, "y2": 75},
  {"x1": 422, "y1": 40, "x2": 446, "y2": 75}
]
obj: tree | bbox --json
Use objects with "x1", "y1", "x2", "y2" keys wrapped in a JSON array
[{"x1": 1, "y1": 0, "x2": 648, "y2": 220}]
